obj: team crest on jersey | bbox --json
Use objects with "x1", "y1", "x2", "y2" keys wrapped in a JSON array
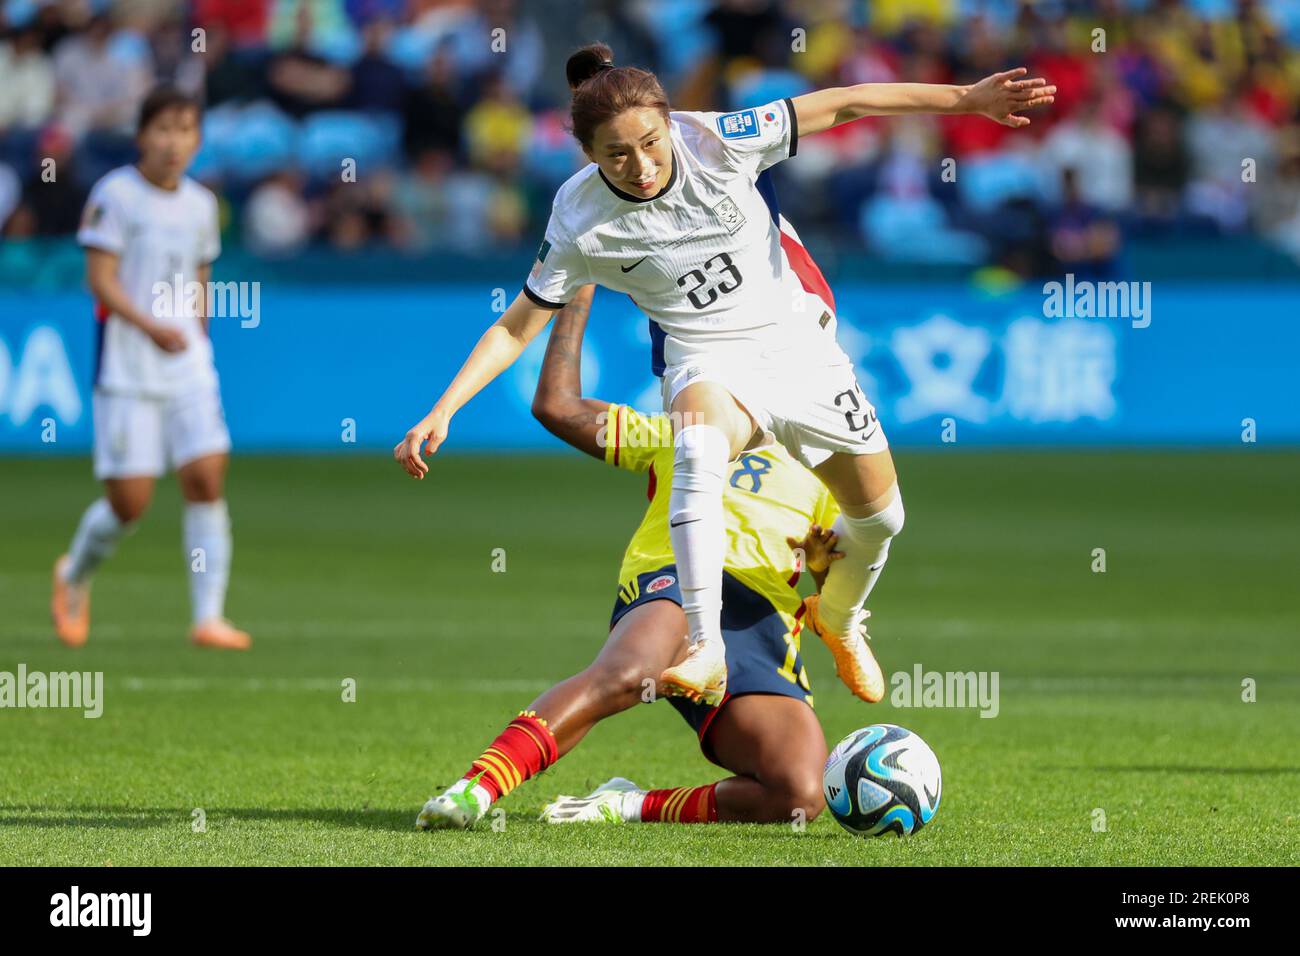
[
  {"x1": 646, "y1": 574, "x2": 676, "y2": 594},
  {"x1": 716, "y1": 108, "x2": 759, "y2": 139},
  {"x1": 711, "y1": 196, "x2": 746, "y2": 234}
]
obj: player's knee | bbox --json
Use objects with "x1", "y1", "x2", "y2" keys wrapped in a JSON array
[
  {"x1": 108, "y1": 495, "x2": 151, "y2": 524},
  {"x1": 841, "y1": 486, "x2": 905, "y2": 540},
  {"x1": 865, "y1": 485, "x2": 904, "y2": 536},
  {"x1": 180, "y1": 472, "x2": 223, "y2": 503},
  {"x1": 884, "y1": 489, "x2": 904, "y2": 537},
  {"x1": 184, "y1": 481, "x2": 223, "y2": 503},
  {"x1": 753, "y1": 762, "x2": 826, "y2": 823},
  {"x1": 781, "y1": 774, "x2": 826, "y2": 823},
  {"x1": 755, "y1": 787, "x2": 823, "y2": 824},
  {"x1": 670, "y1": 424, "x2": 733, "y2": 486}
]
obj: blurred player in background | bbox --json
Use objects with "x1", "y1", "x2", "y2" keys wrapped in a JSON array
[
  {"x1": 417, "y1": 285, "x2": 870, "y2": 829},
  {"x1": 50, "y1": 86, "x2": 249, "y2": 651}
]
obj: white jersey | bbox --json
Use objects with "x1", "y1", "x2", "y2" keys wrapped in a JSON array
[
  {"x1": 77, "y1": 165, "x2": 221, "y2": 398},
  {"x1": 524, "y1": 98, "x2": 844, "y2": 376}
]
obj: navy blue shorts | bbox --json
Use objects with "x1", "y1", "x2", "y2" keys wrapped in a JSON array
[{"x1": 610, "y1": 564, "x2": 813, "y2": 765}]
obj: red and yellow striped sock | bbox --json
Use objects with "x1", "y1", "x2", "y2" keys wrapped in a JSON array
[
  {"x1": 463, "y1": 711, "x2": 559, "y2": 803},
  {"x1": 638, "y1": 784, "x2": 719, "y2": 823}
]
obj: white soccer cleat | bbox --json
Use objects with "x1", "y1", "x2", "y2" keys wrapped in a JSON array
[
  {"x1": 416, "y1": 786, "x2": 486, "y2": 831},
  {"x1": 658, "y1": 634, "x2": 727, "y2": 707},
  {"x1": 540, "y1": 777, "x2": 643, "y2": 824}
]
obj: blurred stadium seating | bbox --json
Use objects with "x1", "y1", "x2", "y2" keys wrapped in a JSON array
[
  {"x1": 3, "y1": 0, "x2": 1299, "y2": 455},
  {"x1": 3, "y1": 0, "x2": 1300, "y2": 274}
]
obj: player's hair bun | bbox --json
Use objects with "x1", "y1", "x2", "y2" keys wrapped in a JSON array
[
  {"x1": 566, "y1": 42, "x2": 616, "y2": 91},
  {"x1": 565, "y1": 42, "x2": 669, "y2": 148}
]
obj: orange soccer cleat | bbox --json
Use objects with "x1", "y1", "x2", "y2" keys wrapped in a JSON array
[
  {"x1": 802, "y1": 594, "x2": 885, "y2": 703},
  {"x1": 51, "y1": 554, "x2": 91, "y2": 647},
  {"x1": 190, "y1": 618, "x2": 252, "y2": 651}
]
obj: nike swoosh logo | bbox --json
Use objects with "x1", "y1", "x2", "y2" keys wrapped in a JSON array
[
  {"x1": 621, "y1": 257, "x2": 648, "y2": 273},
  {"x1": 669, "y1": 518, "x2": 700, "y2": 528}
]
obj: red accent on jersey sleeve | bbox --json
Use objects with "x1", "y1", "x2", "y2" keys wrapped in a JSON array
[
  {"x1": 613, "y1": 405, "x2": 622, "y2": 468},
  {"x1": 94, "y1": 301, "x2": 110, "y2": 322},
  {"x1": 646, "y1": 462, "x2": 657, "y2": 502}
]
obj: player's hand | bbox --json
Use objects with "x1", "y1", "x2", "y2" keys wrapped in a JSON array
[
  {"x1": 787, "y1": 524, "x2": 844, "y2": 575},
  {"x1": 394, "y1": 410, "x2": 450, "y2": 479},
  {"x1": 961, "y1": 67, "x2": 1056, "y2": 127},
  {"x1": 145, "y1": 323, "x2": 188, "y2": 353}
]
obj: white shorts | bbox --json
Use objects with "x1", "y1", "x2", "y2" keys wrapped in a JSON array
[
  {"x1": 92, "y1": 387, "x2": 232, "y2": 480},
  {"x1": 660, "y1": 346, "x2": 888, "y2": 469}
]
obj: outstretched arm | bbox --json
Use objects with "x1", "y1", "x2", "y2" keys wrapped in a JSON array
[
  {"x1": 792, "y1": 67, "x2": 1056, "y2": 136},
  {"x1": 530, "y1": 284, "x2": 608, "y2": 461},
  {"x1": 395, "y1": 291, "x2": 556, "y2": 478}
]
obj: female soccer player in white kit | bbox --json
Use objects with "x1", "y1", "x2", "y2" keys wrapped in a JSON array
[
  {"x1": 397, "y1": 44, "x2": 1054, "y2": 703},
  {"x1": 51, "y1": 87, "x2": 250, "y2": 650}
]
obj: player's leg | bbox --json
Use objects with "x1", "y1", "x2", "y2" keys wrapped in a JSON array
[
  {"x1": 812, "y1": 446, "x2": 904, "y2": 633},
  {"x1": 542, "y1": 576, "x2": 824, "y2": 825},
  {"x1": 706, "y1": 694, "x2": 827, "y2": 823},
  {"x1": 529, "y1": 598, "x2": 688, "y2": 755},
  {"x1": 418, "y1": 597, "x2": 690, "y2": 829},
  {"x1": 167, "y1": 385, "x2": 244, "y2": 648},
  {"x1": 544, "y1": 694, "x2": 827, "y2": 826},
  {"x1": 806, "y1": 447, "x2": 905, "y2": 701},
  {"x1": 660, "y1": 379, "x2": 755, "y2": 705},
  {"x1": 175, "y1": 451, "x2": 247, "y2": 649},
  {"x1": 766, "y1": 361, "x2": 903, "y2": 702},
  {"x1": 52, "y1": 392, "x2": 162, "y2": 645}
]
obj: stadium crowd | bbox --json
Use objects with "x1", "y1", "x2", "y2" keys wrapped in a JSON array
[{"x1": 3, "y1": 0, "x2": 1300, "y2": 274}]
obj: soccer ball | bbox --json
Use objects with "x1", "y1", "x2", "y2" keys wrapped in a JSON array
[{"x1": 822, "y1": 724, "x2": 942, "y2": 837}]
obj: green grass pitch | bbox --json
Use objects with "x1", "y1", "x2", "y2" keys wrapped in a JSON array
[{"x1": 1, "y1": 450, "x2": 1296, "y2": 866}]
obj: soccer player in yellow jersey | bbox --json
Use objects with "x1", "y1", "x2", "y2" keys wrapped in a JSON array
[{"x1": 416, "y1": 286, "x2": 886, "y2": 829}]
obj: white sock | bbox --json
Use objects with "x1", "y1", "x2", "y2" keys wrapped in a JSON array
[
  {"x1": 623, "y1": 789, "x2": 648, "y2": 822},
  {"x1": 668, "y1": 424, "x2": 731, "y2": 646},
  {"x1": 184, "y1": 499, "x2": 231, "y2": 624},
  {"x1": 64, "y1": 498, "x2": 128, "y2": 584},
  {"x1": 818, "y1": 492, "x2": 906, "y2": 635}
]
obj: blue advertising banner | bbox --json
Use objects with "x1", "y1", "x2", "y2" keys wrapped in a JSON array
[{"x1": 1, "y1": 281, "x2": 1295, "y2": 454}]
